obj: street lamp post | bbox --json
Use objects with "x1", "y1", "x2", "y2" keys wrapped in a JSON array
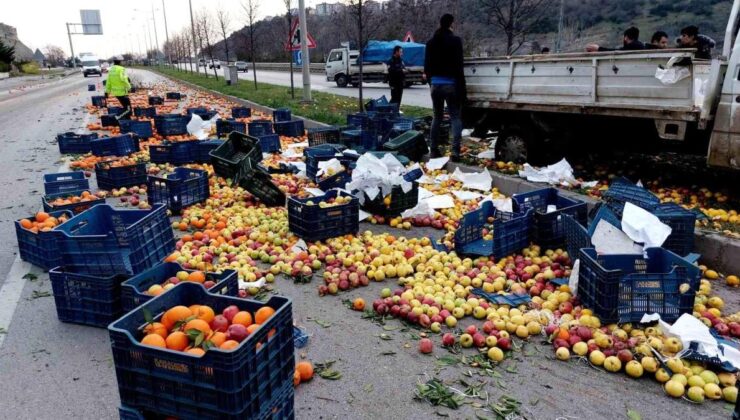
[
  {"x1": 298, "y1": 0, "x2": 312, "y2": 102},
  {"x1": 189, "y1": 0, "x2": 199, "y2": 76},
  {"x1": 151, "y1": 1, "x2": 160, "y2": 64},
  {"x1": 162, "y1": 0, "x2": 171, "y2": 66}
]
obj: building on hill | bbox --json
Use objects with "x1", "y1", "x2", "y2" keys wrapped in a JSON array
[{"x1": 0, "y1": 23, "x2": 33, "y2": 61}]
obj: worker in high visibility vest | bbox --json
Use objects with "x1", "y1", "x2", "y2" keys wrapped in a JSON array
[{"x1": 105, "y1": 57, "x2": 132, "y2": 119}]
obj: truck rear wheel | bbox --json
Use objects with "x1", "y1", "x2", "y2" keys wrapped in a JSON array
[
  {"x1": 335, "y1": 74, "x2": 348, "y2": 88},
  {"x1": 495, "y1": 125, "x2": 541, "y2": 164}
]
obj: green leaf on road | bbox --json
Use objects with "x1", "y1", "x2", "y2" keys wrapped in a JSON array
[
  {"x1": 312, "y1": 318, "x2": 332, "y2": 328},
  {"x1": 380, "y1": 351, "x2": 396, "y2": 356},
  {"x1": 315, "y1": 360, "x2": 342, "y2": 380},
  {"x1": 23, "y1": 273, "x2": 38, "y2": 281},
  {"x1": 415, "y1": 378, "x2": 464, "y2": 409},
  {"x1": 30, "y1": 290, "x2": 51, "y2": 299},
  {"x1": 627, "y1": 408, "x2": 642, "y2": 420},
  {"x1": 363, "y1": 383, "x2": 373, "y2": 393}
]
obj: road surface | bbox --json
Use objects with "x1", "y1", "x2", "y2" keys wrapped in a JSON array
[
  {"x1": 176, "y1": 64, "x2": 433, "y2": 108},
  {"x1": 0, "y1": 69, "x2": 729, "y2": 420}
]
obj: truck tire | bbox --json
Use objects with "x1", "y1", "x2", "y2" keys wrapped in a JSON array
[
  {"x1": 336, "y1": 74, "x2": 348, "y2": 88},
  {"x1": 495, "y1": 125, "x2": 542, "y2": 165}
]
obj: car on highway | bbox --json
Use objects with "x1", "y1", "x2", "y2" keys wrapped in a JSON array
[
  {"x1": 81, "y1": 56, "x2": 102, "y2": 77},
  {"x1": 208, "y1": 59, "x2": 221, "y2": 69},
  {"x1": 198, "y1": 59, "x2": 206, "y2": 67},
  {"x1": 235, "y1": 61, "x2": 249, "y2": 72}
]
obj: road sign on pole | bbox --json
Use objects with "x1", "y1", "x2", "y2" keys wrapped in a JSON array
[
  {"x1": 285, "y1": 18, "x2": 316, "y2": 51},
  {"x1": 293, "y1": 50, "x2": 302, "y2": 66}
]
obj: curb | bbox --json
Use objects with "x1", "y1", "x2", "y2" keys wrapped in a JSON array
[
  {"x1": 145, "y1": 68, "x2": 740, "y2": 275},
  {"x1": 147, "y1": 68, "x2": 331, "y2": 130}
]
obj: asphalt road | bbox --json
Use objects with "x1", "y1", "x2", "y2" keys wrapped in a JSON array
[
  {"x1": 0, "y1": 70, "x2": 730, "y2": 420},
  {"x1": 175, "y1": 64, "x2": 433, "y2": 109}
]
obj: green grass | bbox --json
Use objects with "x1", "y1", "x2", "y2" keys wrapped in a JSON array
[{"x1": 148, "y1": 66, "x2": 431, "y2": 126}]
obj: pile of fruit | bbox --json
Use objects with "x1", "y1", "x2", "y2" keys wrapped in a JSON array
[
  {"x1": 144, "y1": 270, "x2": 220, "y2": 296},
  {"x1": 18, "y1": 211, "x2": 70, "y2": 233},
  {"x1": 45, "y1": 190, "x2": 104, "y2": 208},
  {"x1": 139, "y1": 303, "x2": 275, "y2": 355},
  {"x1": 305, "y1": 195, "x2": 352, "y2": 208}
]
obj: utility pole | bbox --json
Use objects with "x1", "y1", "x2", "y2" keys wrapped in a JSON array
[
  {"x1": 162, "y1": 0, "x2": 170, "y2": 66},
  {"x1": 298, "y1": 0, "x2": 312, "y2": 102},
  {"x1": 151, "y1": 1, "x2": 160, "y2": 63},
  {"x1": 555, "y1": 0, "x2": 565, "y2": 53},
  {"x1": 66, "y1": 23, "x2": 76, "y2": 68},
  {"x1": 189, "y1": 0, "x2": 199, "y2": 75}
]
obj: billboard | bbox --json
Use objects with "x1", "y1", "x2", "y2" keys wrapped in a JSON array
[{"x1": 80, "y1": 10, "x2": 103, "y2": 35}]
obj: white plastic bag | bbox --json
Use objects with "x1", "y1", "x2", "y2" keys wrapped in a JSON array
[{"x1": 655, "y1": 66, "x2": 690, "y2": 85}]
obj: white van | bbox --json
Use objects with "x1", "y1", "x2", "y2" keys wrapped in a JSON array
[{"x1": 81, "y1": 56, "x2": 102, "y2": 77}]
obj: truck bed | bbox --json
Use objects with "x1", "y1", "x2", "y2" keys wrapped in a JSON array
[{"x1": 464, "y1": 49, "x2": 714, "y2": 123}]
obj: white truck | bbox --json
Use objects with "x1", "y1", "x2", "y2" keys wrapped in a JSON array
[
  {"x1": 325, "y1": 41, "x2": 425, "y2": 88},
  {"x1": 463, "y1": 0, "x2": 740, "y2": 171},
  {"x1": 80, "y1": 55, "x2": 102, "y2": 77}
]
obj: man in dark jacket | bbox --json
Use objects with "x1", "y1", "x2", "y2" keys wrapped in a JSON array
[
  {"x1": 645, "y1": 31, "x2": 669, "y2": 49},
  {"x1": 586, "y1": 27, "x2": 644, "y2": 52},
  {"x1": 387, "y1": 46, "x2": 406, "y2": 105},
  {"x1": 678, "y1": 25, "x2": 716, "y2": 59},
  {"x1": 424, "y1": 13, "x2": 465, "y2": 161}
]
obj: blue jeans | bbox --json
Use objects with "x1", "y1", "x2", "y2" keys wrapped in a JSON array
[{"x1": 430, "y1": 84, "x2": 462, "y2": 157}]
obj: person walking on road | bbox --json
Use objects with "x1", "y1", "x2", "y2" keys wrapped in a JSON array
[
  {"x1": 424, "y1": 13, "x2": 465, "y2": 161},
  {"x1": 105, "y1": 57, "x2": 132, "y2": 120},
  {"x1": 387, "y1": 46, "x2": 407, "y2": 106}
]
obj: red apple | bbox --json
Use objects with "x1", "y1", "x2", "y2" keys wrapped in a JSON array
[
  {"x1": 419, "y1": 338, "x2": 433, "y2": 354},
  {"x1": 210, "y1": 315, "x2": 229, "y2": 333},
  {"x1": 442, "y1": 333, "x2": 456, "y2": 347},
  {"x1": 465, "y1": 325, "x2": 478, "y2": 335},
  {"x1": 473, "y1": 333, "x2": 486, "y2": 348},
  {"x1": 222, "y1": 305, "x2": 239, "y2": 322},
  {"x1": 617, "y1": 349, "x2": 633, "y2": 363},
  {"x1": 226, "y1": 324, "x2": 249, "y2": 343},
  {"x1": 498, "y1": 337, "x2": 512, "y2": 351}
]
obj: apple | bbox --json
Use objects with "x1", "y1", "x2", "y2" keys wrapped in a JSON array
[
  {"x1": 210, "y1": 315, "x2": 229, "y2": 332},
  {"x1": 482, "y1": 321, "x2": 495, "y2": 334},
  {"x1": 617, "y1": 349, "x2": 633, "y2": 364},
  {"x1": 473, "y1": 333, "x2": 486, "y2": 348},
  {"x1": 465, "y1": 325, "x2": 478, "y2": 335},
  {"x1": 222, "y1": 305, "x2": 239, "y2": 322},
  {"x1": 485, "y1": 335, "x2": 498, "y2": 348},
  {"x1": 419, "y1": 338, "x2": 433, "y2": 354},
  {"x1": 442, "y1": 333, "x2": 456, "y2": 347},
  {"x1": 460, "y1": 333, "x2": 474, "y2": 348},
  {"x1": 226, "y1": 324, "x2": 249, "y2": 343},
  {"x1": 497, "y1": 337, "x2": 512, "y2": 351}
]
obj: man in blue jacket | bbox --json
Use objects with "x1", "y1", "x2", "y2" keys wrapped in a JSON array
[{"x1": 424, "y1": 14, "x2": 465, "y2": 162}]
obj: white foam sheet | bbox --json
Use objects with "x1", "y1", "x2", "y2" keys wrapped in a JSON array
[{"x1": 621, "y1": 202, "x2": 672, "y2": 249}]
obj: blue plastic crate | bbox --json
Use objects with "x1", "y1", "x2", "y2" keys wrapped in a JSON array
[
  {"x1": 54, "y1": 204, "x2": 175, "y2": 276},
  {"x1": 193, "y1": 139, "x2": 224, "y2": 163},
  {"x1": 101, "y1": 114, "x2": 119, "y2": 127},
  {"x1": 133, "y1": 106, "x2": 156, "y2": 118},
  {"x1": 90, "y1": 134, "x2": 139, "y2": 157},
  {"x1": 383, "y1": 130, "x2": 428, "y2": 162},
  {"x1": 118, "y1": 405, "x2": 144, "y2": 420},
  {"x1": 121, "y1": 262, "x2": 237, "y2": 312},
  {"x1": 42, "y1": 191, "x2": 106, "y2": 215},
  {"x1": 318, "y1": 170, "x2": 351, "y2": 191},
  {"x1": 341, "y1": 129, "x2": 375, "y2": 150},
  {"x1": 361, "y1": 182, "x2": 419, "y2": 217},
  {"x1": 454, "y1": 201, "x2": 533, "y2": 257},
  {"x1": 148, "y1": 140, "x2": 197, "y2": 165},
  {"x1": 563, "y1": 213, "x2": 590, "y2": 262},
  {"x1": 15, "y1": 210, "x2": 73, "y2": 270},
  {"x1": 231, "y1": 106, "x2": 251, "y2": 119},
  {"x1": 88, "y1": 84, "x2": 96, "y2": 91},
  {"x1": 154, "y1": 114, "x2": 189, "y2": 136},
  {"x1": 273, "y1": 107, "x2": 292, "y2": 122},
  {"x1": 257, "y1": 134, "x2": 281, "y2": 153},
  {"x1": 118, "y1": 120, "x2": 153, "y2": 139},
  {"x1": 95, "y1": 161, "x2": 147, "y2": 190},
  {"x1": 108, "y1": 106, "x2": 125, "y2": 116},
  {"x1": 365, "y1": 96, "x2": 388, "y2": 111},
  {"x1": 273, "y1": 120, "x2": 305, "y2": 138},
  {"x1": 653, "y1": 202, "x2": 696, "y2": 257},
  {"x1": 512, "y1": 188, "x2": 588, "y2": 250},
  {"x1": 248, "y1": 119, "x2": 274, "y2": 137},
  {"x1": 148, "y1": 96, "x2": 163, "y2": 105},
  {"x1": 304, "y1": 144, "x2": 349, "y2": 180},
  {"x1": 185, "y1": 107, "x2": 213, "y2": 118},
  {"x1": 288, "y1": 190, "x2": 359, "y2": 242},
  {"x1": 57, "y1": 132, "x2": 99, "y2": 154},
  {"x1": 165, "y1": 92, "x2": 181, "y2": 100},
  {"x1": 147, "y1": 168, "x2": 209, "y2": 214},
  {"x1": 108, "y1": 282, "x2": 294, "y2": 420},
  {"x1": 346, "y1": 112, "x2": 372, "y2": 129},
  {"x1": 239, "y1": 170, "x2": 287, "y2": 207},
  {"x1": 603, "y1": 177, "x2": 661, "y2": 216},
  {"x1": 578, "y1": 247, "x2": 700, "y2": 324},
  {"x1": 209, "y1": 132, "x2": 263, "y2": 181},
  {"x1": 587, "y1": 205, "x2": 623, "y2": 236},
  {"x1": 91, "y1": 95, "x2": 106, "y2": 107},
  {"x1": 43, "y1": 171, "x2": 90, "y2": 195},
  {"x1": 216, "y1": 119, "x2": 247, "y2": 138},
  {"x1": 50, "y1": 266, "x2": 129, "y2": 328},
  {"x1": 308, "y1": 127, "x2": 341, "y2": 147}
]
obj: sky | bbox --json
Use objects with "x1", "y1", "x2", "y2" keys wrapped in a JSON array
[{"x1": 3, "y1": 0, "x2": 330, "y2": 58}]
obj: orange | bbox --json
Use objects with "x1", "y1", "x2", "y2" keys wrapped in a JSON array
[
  {"x1": 164, "y1": 253, "x2": 179, "y2": 263},
  {"x1": 182, "y1": 234, "x2": 193, "y2": 243},
  {"x1": 165, "y1": 331, "x2": 190, "y2": 351},
  {"x1": 141, "y1": 333, "x2": 166, "y2": 348},
  {"x1": 296, "y1": 361, "x2": 314, "y2": 381},
  {"x1": 161, "y1": 305, "x2": 193, "y2": 330},
  {"x1": 232, "y1": 311, "x2": 253, "y2": 327},
  {"x1": 188, "y1": 304, "x2": 201, "y2": 314},
  {"x1": 187, "y1": 271, "x2": 206, "y2": 283},
  {"x1": 194, "y1": 305, "x2": 215, "y2": 323},
  {"x1": 246, "y1": 324, "x2": 259, "y2": 335},
  {"x1": 35, "y1": 211, "x2": 50, "y2": 222},
  {"x1": 178, "y1": 222, "x2": 188, "y2": 231},
  {"x1": 184, "y1": 319, "x2": 212, "y2": 336},
  {"x1": 556, "y1": 328, "x2": 570, "y2": 341},
  {"x1": 209, "y1": 331, "x2": 227, "y2": 348},
  {"x1": 353, "y1": 298, "x2": 365, "y2": 311},
  {"x1": 186, "y1": 347, "x2": 206, "y2": 357},
  {"x1": 193, "y1": 231, "x2": 204, "y2": 240},
  {"x1": 254, "y1": 307, "x2": 275, "y2": 325},
  {"x1": 144, "y1": 322, "x2": 168, "y2": 339},
  {"x1": 219, "y1": 340, "x2": 239, "y2": 350},
  {"x1": 293, "y1": 370, "x2": 301, "y2": 386},
  {"x1": 20, "y1": 219, "x2": 33, "y2": 229}
]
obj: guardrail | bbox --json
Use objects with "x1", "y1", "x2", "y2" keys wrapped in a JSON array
[{"x1": 253, "y1": 62, "x2": 324, "y2": 74}]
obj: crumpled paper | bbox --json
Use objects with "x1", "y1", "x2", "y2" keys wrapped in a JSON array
[
  {"x1": 591, "y1": 219, "x2": 644, "y2": 255},
  {"x1": 304, "y1": 188, "x2": 324, "y2": 196},
  {"x1": 568, "y1": 259, "x2": 580, "y2": 297},
  {"x1": 346, "y1": 153, "x2": 413, "y2": 204},
  {"x1": 621, "y1": 202, "x2": 672, "y2": 249},
  {"x1": 317, "y1": 158, "x2": 345, "y2": 178},
  {"x1": 426, "y1": 157, "x2": 449, "y2": 170},
  {"x1": 426, "y1": 195, "x2": 454, "y2": 209},
  {"x1": 401, "y1": 200, "x2": 438, "y2": 218},
  {"x1": 239, "y1": 278, "x2": 266, "y2": 290},
  {"x1": 476, "y1": 149, "x2": 497, "y2": 159},
  {"x1": 451, "y1": 167, "x2": 492, "y2": 192},
  {"x1": 186, "y1": 112, "x2": 220, "y2": 140},
  {"x1": 518, "y1": 159, "x2": 580, "y2": 187},
  {"x1": 452, "y1": 190, "x2": 486, "y2": 201}
]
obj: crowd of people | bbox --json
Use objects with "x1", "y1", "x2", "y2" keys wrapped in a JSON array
[{"x1": 585, "y1": 25, "x2": 716, "y2": 59}]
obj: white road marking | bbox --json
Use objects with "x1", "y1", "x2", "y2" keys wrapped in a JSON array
[{"x1": 0, "y1": 86, "x2": 92, "y2": 349}]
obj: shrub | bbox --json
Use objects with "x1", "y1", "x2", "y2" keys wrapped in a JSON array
[{"x1": 19, "y1": 61, "x2": 40, "y2": 75}]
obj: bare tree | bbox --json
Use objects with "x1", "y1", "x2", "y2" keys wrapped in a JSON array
[
  {"x1": 340, "y1": 0, "x2": 383, "y2": 110},
  {"x1": 479, "y1": 0, "x2": 551, "y2": 55},
  {"x1": 284, "y1": 0, "x2": 295, "y2": 98},
  {"x1": 43, "y1": 45, "x2": 66, "y2": 67},
  {"x1": 215, "y1": 6, "x2": 232, "y2": 62},
  {"x1": 242, "y1": 0, "x2": 260, "y2": 89},
  {"x1": 197, "y1": 10, "x2": 220, "y2": 79}
]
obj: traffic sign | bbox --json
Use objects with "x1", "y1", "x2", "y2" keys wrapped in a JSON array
[
  {"x1": 293, "y1": 50, "x2": 303, "y2": 66},
  {"x1": 285, "y1": 18, "x2": 316, "y2": 51},
  {"x1": 403, "y1": 31, "x2": 414, "y2": 43}
]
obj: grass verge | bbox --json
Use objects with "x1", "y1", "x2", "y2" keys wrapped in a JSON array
[{"x1": 147, "y1": 66, "x2": 431, "y2": 126}]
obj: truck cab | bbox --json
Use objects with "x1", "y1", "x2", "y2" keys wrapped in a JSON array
[
  {"x1": 81, "y1": 56, "x2": 102, "y2": 77},
  {"x1": 326, "y1": 47, "x2": 352, "y2": 87}
]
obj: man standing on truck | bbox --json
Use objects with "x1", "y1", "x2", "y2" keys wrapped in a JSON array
[
  {"x1": 586, "y1": 27, "x2": 644, "y2": 52},
  {"x1": 678, "y1": 26, "x2": 716, "y2": 59},
  {"x1": 105, "y1": 57, "x2": 132, "y2": 120},
  {"x1": 387, "y1": 46, "x2": 406, "y2": 106},
  {"x1": 646, "y1": 31, "x2": 669, "y2": 49},
  {"x1": 424, "y1": 13, "x2": 465, "y2": 161}
]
